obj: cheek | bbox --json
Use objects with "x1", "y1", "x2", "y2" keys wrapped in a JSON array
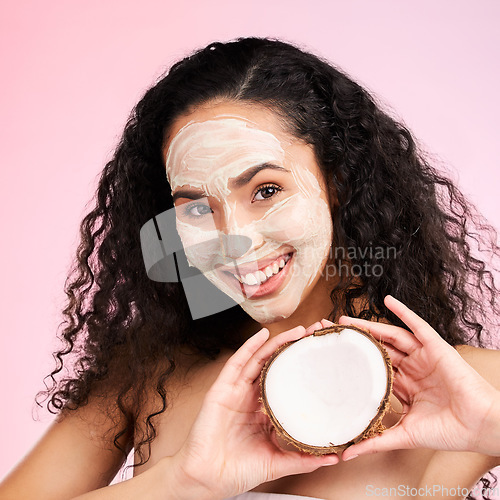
[
  {"x1": 176, "y1": 221, "x2": 220, "y2": 269},
  {"x1": 258, "y1": 195, "x2": 332, "y2": 245}
]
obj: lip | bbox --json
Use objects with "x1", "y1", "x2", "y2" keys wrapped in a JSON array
[
  {"x1": 218, "y1": 252, "x2": 294, "y2": 299},
  {"x1": 216, "y1": 251, "x2": 293, "y2": 276}
]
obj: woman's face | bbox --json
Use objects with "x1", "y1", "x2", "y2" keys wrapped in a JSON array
[{"x1": 163, "y1": 101, "x2": 333, "y2": 324}]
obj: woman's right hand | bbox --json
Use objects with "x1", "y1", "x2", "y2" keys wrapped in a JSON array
[{"x1": 165, "y1": 321, "x2": 339, "y2": 500}]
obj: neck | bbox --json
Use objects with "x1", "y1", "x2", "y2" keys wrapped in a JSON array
[{"x1": 260, "y1": 275, "x2": 338, "y2": 338}]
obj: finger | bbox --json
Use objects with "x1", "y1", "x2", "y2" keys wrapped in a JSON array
[
  {"x1": 390, "y1": 380, "x2": 411, "y2": 407},
  {"x1": 240, "y1": 325, "x2": 307, "y2": 385},
  {"x1": 341, "y1": 424, "x2": 413, "y2": 460},
  {"x1": 382, "y1": 343, "x2": 406, "y2": 368},
  {"x1": 305, "y1": 321, "x2": 324, "y2": 335},
  {"x1": 216, "y1": 328, "x2": 270, "y2": 386},
  {"x1": 339, "y1": 315, "x2": 422, "y2": 355},
  {"x1": 273, "y1": 450, "x2": 339, "y2": 478},
  {"x1": 303, "y1": 319, "x2": 333, "y2": 336},
  {"x1": 384, "y1": 296, "x2": 446, "y2": 347}
]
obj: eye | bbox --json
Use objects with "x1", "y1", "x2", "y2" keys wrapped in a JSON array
[
  {"x1": 183, "y1": 202, "x2": 213, "y2": 218},
  {"x1": 253, "y1": 183, "x2": 283, "y2": 202}
]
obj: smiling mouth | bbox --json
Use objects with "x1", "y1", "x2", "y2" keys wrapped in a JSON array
[{"x1": 222, "y1": 252, "x2": 293, "y2": 289}]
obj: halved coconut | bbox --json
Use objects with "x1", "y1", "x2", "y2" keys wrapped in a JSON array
[{"x1": 260, "y1": 324, "x2": 393, "y2": 455}]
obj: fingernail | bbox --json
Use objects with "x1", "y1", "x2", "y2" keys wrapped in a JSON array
[
  {"x1": 344, "y1": 454, "x2": 358, "y2": 461},
  {"x1": 255, "y1": 328, "x2": 269, "y2": 339}
]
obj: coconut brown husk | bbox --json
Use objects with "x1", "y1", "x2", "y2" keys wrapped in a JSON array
[{"x1": 259, "y1": 324, "x2": 393, "y2": 455}]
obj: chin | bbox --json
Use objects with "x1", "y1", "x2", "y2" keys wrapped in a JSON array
[{"x1": 240, "y1": 297, "x2": 300, "y2": 325}]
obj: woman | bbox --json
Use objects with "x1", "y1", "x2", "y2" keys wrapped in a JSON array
[{"x1": 1, "y1": 37, "x2": 499, "y2": 500}]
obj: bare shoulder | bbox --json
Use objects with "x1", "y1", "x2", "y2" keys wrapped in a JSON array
[
  {"x1": 160, "y1": 344, "x2": 234, "y2": 386},
  {"x1": 455, "y1": 344, "x2": 500, "y2": 390},
  {"x1": 0, "y1": 389, "x2": 133, "y2": 500},
  {"x1": 370, "y1": 307, "x2": 500, "y2": 393},
  {"x1": 420, "y1": 343, "x2": 500, "y2": 483},
  {"x1": 139, "y1": 343, "x2": 235, "y2": 411},
  {"x1": 132, "y1": 346, "x2": 235, "y2": 475}
]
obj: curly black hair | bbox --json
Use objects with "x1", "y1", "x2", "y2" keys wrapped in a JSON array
[{"x1": 36, "y1": 37, "x2": 499, "y2": 497}]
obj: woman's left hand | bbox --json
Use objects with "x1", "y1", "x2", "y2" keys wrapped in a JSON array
[{"x1": 338, "y1": 295, "x2": 500, "y2": 461}]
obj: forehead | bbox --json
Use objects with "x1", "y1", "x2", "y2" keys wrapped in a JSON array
[
  {"x1": 165, "y1": 117, "x2": 289, "y2": 191},
  {"x1": 163, "y1": 101, "x2": 292, "y2": 152},
  {"x1": 163, "y1": 102, "x2": 298, "y2": 193}
]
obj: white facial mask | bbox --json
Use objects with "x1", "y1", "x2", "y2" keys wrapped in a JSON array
[{"x1": 165, "y1": 116, "x2": 333, "y2": 323}]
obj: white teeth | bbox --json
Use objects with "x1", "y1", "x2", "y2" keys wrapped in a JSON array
[
  {"x1": 241, "y1": 274, "x2": 252, "y2": 285},
  {"x1": 257, "y1": 270, "x2": 267, "y2": 283},
  {"x1": 233, "y1": 254, "x2": 292, "y2": 286},
  {"x1": 245, "y1": 273, "x2": 258, "y2": 285},
  {"x1": 245, "y1": 273, "x2": 259, "y2": 285}
]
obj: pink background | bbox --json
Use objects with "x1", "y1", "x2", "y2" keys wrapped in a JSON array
[{"x1": 1, "y1": 0, "x2": 499, "y2": 492}]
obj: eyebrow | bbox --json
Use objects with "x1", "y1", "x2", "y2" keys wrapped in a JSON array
[
  {"x1": 172, "y1": 189, "x2": 208, "y2": 204},
  {"x1": 230, "y1": 163, "x2": 290, "y2": 188},
  {"x1": 171, "y1": 163, "x2": 289, "y2": 203}
]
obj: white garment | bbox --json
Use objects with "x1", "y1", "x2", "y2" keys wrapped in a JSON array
[{"x1": 227, "y1": 493, "x2": 325, "y2": 500}]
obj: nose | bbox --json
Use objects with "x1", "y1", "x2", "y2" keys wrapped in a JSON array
[
  {"x1": 220, "y1": 234, "x2": 252, "y2": 259},
  {"x1": 217, "y1": 202, "x2": 263, "y2": 259}
]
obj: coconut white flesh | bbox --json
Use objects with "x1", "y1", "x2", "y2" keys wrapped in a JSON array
[{"x1": 264, "y1": 329, "x2": 389, "y2": 447}]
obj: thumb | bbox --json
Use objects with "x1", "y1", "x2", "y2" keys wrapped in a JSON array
[
  {"x1": 273, "y1": 450, "x2": 339, "y2": 479},
  {"x1": 341, "y1": 425, "x2": 412, "y2": 461}
]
